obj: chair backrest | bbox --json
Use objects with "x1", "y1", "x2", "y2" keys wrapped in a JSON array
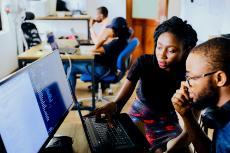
[
  {"x1": 21, "y1": 12, "x2": 41, "y2": 49},
  {"x1": 80, "y1": 37, "x2": 139, "y2": 83},
  {"x1": 116, "y1": 37, "x2": 139, "y2": 74}
]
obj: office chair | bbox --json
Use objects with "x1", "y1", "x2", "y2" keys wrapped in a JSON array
[
  {"x1": 21, "y1": 12, "x2": 41, "y2": 50},
  {"x1": 80, "y1": 37, "x2": 139, "y2": 102}
]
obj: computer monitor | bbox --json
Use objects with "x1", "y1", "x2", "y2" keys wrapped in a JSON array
[
  {"x1": 0, "y1": 52, "x2": 73, "y2": 153},
  {"x1": 0, "y1": 13, "x2": 2, "y2": 31},
  {"x1": 56, "y1": 0, "x2": 69, "y2": 11}
]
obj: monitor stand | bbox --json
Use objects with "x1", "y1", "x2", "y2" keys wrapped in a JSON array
[{"x1": 42, "y1": 136, "x2": 73, "y2": 153}]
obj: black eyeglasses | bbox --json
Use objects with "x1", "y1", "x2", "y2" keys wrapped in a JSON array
[{"x1": 185, "y1": 71, "x2": 217, "y2": 86}]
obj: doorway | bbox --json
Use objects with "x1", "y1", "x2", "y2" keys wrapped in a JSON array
[{"x1": 126, "y1": 0, "x2": 168, "y2": 60}]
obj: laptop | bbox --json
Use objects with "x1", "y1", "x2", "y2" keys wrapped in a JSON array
[
  {"x1": 72, "y1": 96, "x2": 150, "y2": 152},
  {"x1": 70, "y1": 28, "x2": 94, "y2": 46},
  {"x1": 0, "y1": 52, "x2": 73, "y2": 153},
  {"x1": 47, "y1": 32, "x2": 79, "y2": 54},
  {"x1": 78, "y1": 39, "x2": 94, "y2": 46}
]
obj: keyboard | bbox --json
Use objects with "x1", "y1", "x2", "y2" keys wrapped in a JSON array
[{"x1": 84, "y1": 116, "x2": 134, "y2": 152}]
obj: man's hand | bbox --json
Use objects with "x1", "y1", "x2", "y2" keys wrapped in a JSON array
[
  {"x1": 171, "y1": 81, "x2": 192, "y2": 116},
  {"x1": 89, "y1": 18, "x2": 96, "y2": 28}
]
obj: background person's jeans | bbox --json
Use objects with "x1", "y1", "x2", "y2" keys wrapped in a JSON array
[{"x1": 64, "y1": 61, "x2": 110, "y2": 92}]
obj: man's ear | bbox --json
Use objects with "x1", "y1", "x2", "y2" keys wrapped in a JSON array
[{"x1": 215, "y1": 71, "x2": 227, "y2": 86}]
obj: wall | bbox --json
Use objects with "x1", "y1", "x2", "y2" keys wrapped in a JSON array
[
  {"x1": 168, "y1": 0, "x2": 230, "y2": 43},
  {"x1": 168, "y1": 0, "x2": 181, "y2": 18},
  {"x1": 86, "y1": 0, "x2": 126, "y2": 19},
  {"x1": 0, "y1": 0, "x2": 18, "y2": 79},
  {"x1": 180, "y1": 0, "x2": 230, "y2": 43}
]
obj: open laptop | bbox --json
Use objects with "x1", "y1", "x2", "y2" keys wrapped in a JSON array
[
  {"x1": 71, "y1": 92, "x2": 149, "y2": 152},
  {"x1": 78, "y1": 39, "x2": 94, "y2": 46},
  {"x1": 47, "y1": 32, "x2": 79, "y2": 54},
  {"x1": 0, "y1": 52, "x2": 73, "y2": 153},
  {"x1": 70, "y1": 28, "x2": 94, "y2": 46}
]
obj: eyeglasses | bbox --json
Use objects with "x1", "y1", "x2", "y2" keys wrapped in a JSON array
[{"x1": 185, "y1": 71, "x2": 217, "y2": 86}]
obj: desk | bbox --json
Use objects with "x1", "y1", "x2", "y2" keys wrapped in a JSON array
[
  {"x1": 18, "y1": 42, "x2": 96, "y2": 110},
  {"x1": 54, "y1": 110, "x2": 90, "y2": 153},
  {"x1": 35, "y1": 15, "x2": 90, "y2": 40}
]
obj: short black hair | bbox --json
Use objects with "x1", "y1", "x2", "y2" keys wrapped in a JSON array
[
  {"x1": 191, "y1": 37, "x2": 230, "y2": 74},
  {"x1": 97, "y1": 6, "x2": 108, "y2": 18},
  {"x1": 154, "y1": 16, "x2": 198, "y2": 55}
]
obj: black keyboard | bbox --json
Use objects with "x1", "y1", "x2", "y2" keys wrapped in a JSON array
[
  {"x1": 107, "y1": 120, "x2": 134, "y2": 148},
  {"x1": 84, "y1": 117, "x2": 134, "y2": 152}
]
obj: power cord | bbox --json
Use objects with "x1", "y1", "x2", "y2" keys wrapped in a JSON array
[{"x1": 64, "y1": 52, "x2": 72, "y2": 81}]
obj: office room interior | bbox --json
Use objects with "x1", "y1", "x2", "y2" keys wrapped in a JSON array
[{"x1": 0, "y1": 0, "x2": 230, "y2": 153}]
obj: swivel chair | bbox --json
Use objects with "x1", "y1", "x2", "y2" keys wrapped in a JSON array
[
  {"x1": 21, "y1": 12, "x2": 41, "y2": 50},
  {"x1": 80, "y1": 37, "x2": 139, "y2": 103}
]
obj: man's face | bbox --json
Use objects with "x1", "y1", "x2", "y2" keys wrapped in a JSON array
[
  {"x1": 186, "y1": 53, "x2": 218, "y2": 110},
  {"x1": 95, "y1": 10, "x2": 103, "y2": 22}
]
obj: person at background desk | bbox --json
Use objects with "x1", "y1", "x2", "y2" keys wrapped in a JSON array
[
  {"x1": 66, "y1": 17, "x2": 131, "y2": 93},
  {"x1": 89, "y1": 6, "x2": 110, "y2": 44},
  {"x1": 171, "y1": 37, "x2": 230, "y2": 153},
  {"x1": 87, "y1": 16, "x2": 198, "y2": 153}
]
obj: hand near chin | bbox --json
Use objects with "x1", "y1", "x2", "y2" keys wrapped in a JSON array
[
  {"x1": 89, "y1": 18, "x2": 95, "y2": 28},
  {"x1": 171, "y1": 81, "x2": 193, "y2": 117}
]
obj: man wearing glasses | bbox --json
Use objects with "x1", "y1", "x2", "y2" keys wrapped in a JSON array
[{"x1": 171, "y1": 37, "x2": 230, "y2": 153}]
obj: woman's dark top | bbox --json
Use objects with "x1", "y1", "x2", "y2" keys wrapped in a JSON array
[
  {"x1": 95, "y1": 38, "x2": 127, "y2": 72},
  {"x1": 127, "y1": 54, "x2": 185, "y2": 116}
]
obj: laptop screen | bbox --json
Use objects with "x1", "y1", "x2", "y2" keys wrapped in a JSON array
[{"x1": 0, "y1": 52, "x2": 73, "y2": 153}]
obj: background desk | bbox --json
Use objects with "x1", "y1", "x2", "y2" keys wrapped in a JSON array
[{"x1": 18, "y1": 42, "x2": 96, "y2": 110}]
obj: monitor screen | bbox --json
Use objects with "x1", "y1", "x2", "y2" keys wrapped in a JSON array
[
  {"x1": 0, "y1": 52, "x2": 73, "y2": 153},
  {"x1": 56, "y1": 0, "x2": 87, "y2": 12}
]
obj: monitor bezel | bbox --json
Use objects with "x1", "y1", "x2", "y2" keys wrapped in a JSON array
[{"x1": 0, "y1": 52, "x2": 74, "y2": 153}]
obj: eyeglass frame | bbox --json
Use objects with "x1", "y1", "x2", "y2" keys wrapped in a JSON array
[{"x1": 185, "y1": 71, "x2": 218, "y2": 86}]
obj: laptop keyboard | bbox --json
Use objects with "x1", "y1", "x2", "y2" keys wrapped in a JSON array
[
  {"x1": 107, "y1": 120, "x2": 134, "y2": 147},
  {"x1": 84, "y1": 117, "x2": 134, "y2": 151}
]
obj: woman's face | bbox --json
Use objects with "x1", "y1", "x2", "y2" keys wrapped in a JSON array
[{"x1": 155, "y1": 32, "x2": 184, "y2": 71}]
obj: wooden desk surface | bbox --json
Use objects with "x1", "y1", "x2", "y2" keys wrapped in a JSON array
[
  {"x1": 36, "y1": 15, "x2": 90, "y2": 20},
  {"x1": 55, "y1": 111, "x2": 90, "y2": 153},
  {"x1": 18, "y1": 41, "x2": 95, "y2": 61}
]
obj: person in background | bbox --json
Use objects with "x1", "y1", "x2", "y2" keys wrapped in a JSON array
[
  {"x1": 66, "y1": 17, "x2": 131, "y2": 93},
  {"x1": 90, "y1": 6, "x2": 110, "y2": 44},
  {"x1": 88, "y1": 16, "x2": 198, "y2": 153},
  {"x1": 171, "y1": 37, "x2": 230, "y2": 153}
]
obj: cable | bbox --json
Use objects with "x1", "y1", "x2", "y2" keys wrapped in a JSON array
[{"x1": 64, "y1": 52, "x2": 72, "y2": 81}]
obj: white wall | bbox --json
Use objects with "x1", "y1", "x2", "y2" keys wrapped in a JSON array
[
  {"x1": 86, "y1": 0, "x2": 126, "y2": 19},
  {"x1": 168, "y1": 0, "x2": 230, "y2": 43},
  {"x1": 168, "y1": 0, "x2": 181, "y2": 18},
  {"x1": 180, "y1": 0, "x2": 230, "y2": 43},
  {"x1": 0, "y1": 0, "x2": 18, "y2": 79}
]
